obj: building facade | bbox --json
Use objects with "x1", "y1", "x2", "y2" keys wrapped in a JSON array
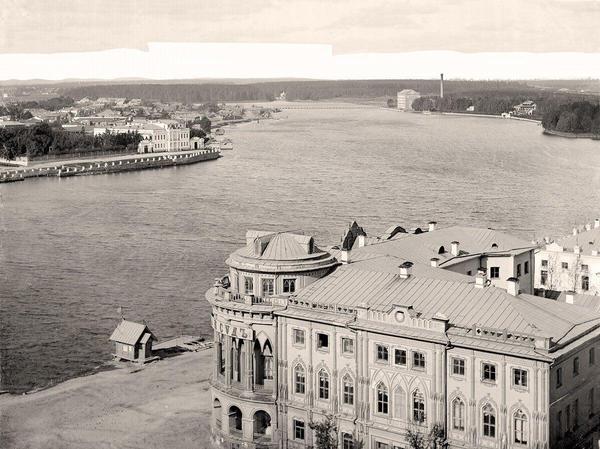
[
  {"x1": 397, "y1": 90, "x2": 421, "y2": 111},
  {"x1": 93, "y1": 120, "x2": 191, "y2": 152},
  {"x1": 535, "y1": 220, "x2": 600, "y2": 296},
  {"x1": 208, "y1": 228, "x2": 600, "y2": 449}
]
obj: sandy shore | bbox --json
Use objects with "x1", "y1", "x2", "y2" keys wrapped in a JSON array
[{"x1": 0, "y1": 350, "x2": 214, "y2": 449}]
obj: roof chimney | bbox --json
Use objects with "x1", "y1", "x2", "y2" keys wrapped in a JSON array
[
  {"x1": 451, "y1": 241, "x2": 460, "y2": 256},
  {"x1": 475, "y1": 269, "x2": 487, "y2": 288},
  {"x1": 428, "y1": 221, "x2": 437, "y2": 232},
  {"x1": 573, "y1": 227, "x2": 579, "y2": 236},
  {"x1": 340, "y1": 249, "x2": 351, "y2": 264},
  {"x1": 585, "y1": 223, "x2": 592, "y2": 231},
  {"x1": 357, "y1": 234, "x2": 366, "y2": 248},
  {"x1": 565, "y1": 291, "x2": 575, "y2": 304},
  {"x1": 399, "y1": 261, "x2": 413, "y2": 279},
  {"x1": 430, "y1": 257, "x2": 439, "y2": 268},
  {"x1": 595, "y1": 218, "x2": 600, "y2": 229},
  {"x1": 506, "y1": 277, "x2": 520, "y2": 296}
]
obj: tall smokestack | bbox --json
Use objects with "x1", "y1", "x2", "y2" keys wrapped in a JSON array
[{"x1": 440, "y1": 73, "x2": 444, "y2": 99}]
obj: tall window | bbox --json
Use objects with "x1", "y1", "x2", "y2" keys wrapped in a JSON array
[
  {"x1": 589, "y1": 388, "x2": 595, "y2": 418},
  {"x1": 317, "y1": 333, "x2": 329, "y2": 350},
  {"x1": 483, "y1": 404, "x2": 496, "y2": 438},
  {"x1": 261, "y1": 278, "x2": 274, "y2": 296},
  {"x1": 342, "y1": 433, "x2": 354, "y2": 449},
  {"x1": 318, "y1": 370, "x2": 330, "y2": 400},
  {"x1": 452, "y1": 398, "x2": 465, "y2": 431},
  {"x1": 394, "y1": 349, "x2": 407, "y2": 366},
  {"x1": 524, "y1": 261, "x2": 529, "y2": 274},
  {"x1": 376, "y1": 344, "x2": 389, "y2": 362},
  {"x1": 342, "y1": 375, "x2": 354, "y2": 405},
  {"x1": 293, "y1": 329, "x2": 305, "y2": 346},
  {"x1": 562, "y1": 262, "x2": 569, "y2": 270},
  {"x1": 293, "y1": 419, "x2": 305, "y2": 440},
  {"x1": 452, "y1": 358, "x2": 465, "y2": 376},
  {"x1": 541, "y1": 259, "x2": 548, "y2": 267},
  {"x1": 244, "y1": 276, "x2": 254, "y2": 295},
  {"x1": 513, "y1": 410, "x2": 528, "y2": 444},
  {"x1": 342, "y1": 338, "x2": 354, "y2": 354},
  {"x1": 283, "y1": 278, "x2": 296, "y2": 293},
  {"x1": 557, "y1": 411, "x2": 563, "y2": 439},
  {"x1": 541, "y1": 270, "x2": 548, "y2": 285},
  {"x1": 573, "y1": 357, "x2": 580, "y2": 376},
  {"x1": 263, "y1": 345, "x2": 273, "y2": 380},
  {"x1": 413, "y1": 351, "x2": 426, "y2": 370},
  {"x1": 582, "y1": 276, "x2": 590, "y2": 291},
  {"x1": 517, "y1": 264, "x2": 522, "y2": 277},
  {"x1": 294, "y1": 365, "x2": 305, "y2": 394},
  {"x1": 556, "y1": 367, "x2": 563, "y2": 388},
  {"x1": 574, "y1": 399, "x2": 579, "y2": 429},
  {"x1": 413, "y1": 390, "x2": 425, "y2": 423},
  {"x1": 376, "y1": 382, "x2": 389, "y2": 414},
  {"x1": 490, "y1": 267, "x2": 500, "y2": 279},
  {"x1": 513, "y1": 368, "x2": 528, "y2": 388},
  {"x1": 482, "y1": 363, "x2": 497, "y2": 382},
  {"x1": 590, "y1": 347, "x2": 596, "y2": 365}
]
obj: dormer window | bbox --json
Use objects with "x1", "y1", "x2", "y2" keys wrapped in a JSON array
[
  {"x1": 491, "y1": 243, "x2": 498, "y2": 249},
  {"x1": 438, "y1": 246, "x2": 445, "y2": 254}
]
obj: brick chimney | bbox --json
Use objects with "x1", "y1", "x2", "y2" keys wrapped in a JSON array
[
  {"x1": 430, "y1": 257, "x2": 439, "y2": 268},
  {"x1": 506, "y1": 277, "x2": 520, "y2": 296},
  {"x1": 451, "y1": 241, "x2": 460, "y2": 256},
  {"x1": 428, "y1": 221, "x2": 437, "y2": 232},
  {"x1": 595, "y1": 218, "x2": 600, "y2": 229},
  {"x1": 586, "y1": 223, "x2": 592, "y2": 231},
  {"x1": 399, "y1": 261, "x2": 413, "y2": 279}
]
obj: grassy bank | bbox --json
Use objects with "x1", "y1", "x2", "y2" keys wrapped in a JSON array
[{"x1": 0, "y1": 350, "x2": 214, "y2": 449}]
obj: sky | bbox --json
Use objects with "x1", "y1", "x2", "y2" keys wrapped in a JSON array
[{"x1": 1, "y1": 0, "x2": 599, "y2": 80}]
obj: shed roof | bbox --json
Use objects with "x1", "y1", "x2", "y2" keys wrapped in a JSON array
[{"x1": 109, "y1": 320, "x2": 156, "y2": 345}]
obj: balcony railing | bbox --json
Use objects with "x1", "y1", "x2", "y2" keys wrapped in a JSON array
[{"x1": 212, "y1": 281, "x2": 287, "y2": 307}]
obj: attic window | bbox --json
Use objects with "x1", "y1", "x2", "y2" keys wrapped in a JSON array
[
  {"x1": 438, "y1": 246, "x2": 445, "y2": 254},
  {"x1": 491, "y1": 243, "x2": 498, "y2": 249}
]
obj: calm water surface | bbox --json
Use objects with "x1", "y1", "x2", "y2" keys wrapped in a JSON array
[{"x1": 1, "y1": 107, "x2": 600, "y2": 392}]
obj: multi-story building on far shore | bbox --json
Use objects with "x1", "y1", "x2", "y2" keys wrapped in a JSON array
[
  {"x1": 397, "y1": 89, "x2": 421, "y2": 111},
  {"x1": 207, "y1": 224, "x2": 600, "y2": 449},
  {"x1": 535, "y1": 219, "x2": 600, "y2": 297},
  {"x1": 93, "y1": 120, "x2": 191, "y2": 153}
]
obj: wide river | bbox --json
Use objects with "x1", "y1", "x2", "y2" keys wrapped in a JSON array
[{"x1": 1, "y1": 106, "x2": 600, "y2": 393}]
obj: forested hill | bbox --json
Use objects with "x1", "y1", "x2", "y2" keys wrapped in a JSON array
[{"x1": 61, "y1": 80, "x2": 540, "y2": 103}]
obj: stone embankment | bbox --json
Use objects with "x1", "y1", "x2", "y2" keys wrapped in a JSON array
[{"x1": 0, "y1": 148, "x2": 221, "y2": 184}]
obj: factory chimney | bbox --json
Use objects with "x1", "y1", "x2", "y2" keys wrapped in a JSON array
[{"x1": 440, "y1": 73, "x2": 444, "y2": 99}]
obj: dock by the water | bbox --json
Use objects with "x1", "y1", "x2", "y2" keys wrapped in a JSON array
[{"x1": 0, "y1": 148, "x2": 221, "y2": 184}]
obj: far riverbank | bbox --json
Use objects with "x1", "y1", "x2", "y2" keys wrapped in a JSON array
[{"x1": 0, "y1": 349, "x2": 214, "y2": 449}]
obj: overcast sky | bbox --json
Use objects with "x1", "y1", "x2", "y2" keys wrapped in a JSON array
[{"x1": 1, "y1": 0, "x2": 599, "y2": 80}]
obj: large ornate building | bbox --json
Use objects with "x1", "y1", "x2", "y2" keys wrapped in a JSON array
[{"x1": 207, "y1": 226, "x2": 600, "y2": 449}]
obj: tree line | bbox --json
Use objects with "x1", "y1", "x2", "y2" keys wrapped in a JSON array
[
  {"x1": 541, "y1": 100, "x2": 600, "y2": 134},
  {"x1": 0, "y1": 123, "x2": 142, "y2": 160},
  {"x1": 61, "y1": 80, "x2": 545, "y2": 103}
]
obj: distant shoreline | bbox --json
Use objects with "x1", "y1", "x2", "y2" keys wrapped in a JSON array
[{"x1": 542, "y1": 128, "x2": 600, "y2": 140}]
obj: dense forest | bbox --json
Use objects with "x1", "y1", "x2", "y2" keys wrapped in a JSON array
[
  {"x1": 0, "y1": 123, "x2": 141, "y2": 159},
  {"x1": 541, "y1": 101, "x2": 600, "y2": 135},
  {"x1": 61, "y1": 80, "x2": 544, "y2": 103}
]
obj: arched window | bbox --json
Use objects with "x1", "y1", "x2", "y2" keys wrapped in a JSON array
[
  {"x1": 483, "y1": 404, "x2": 496, "y2": 438},
  {"x1": 376, "y1": 382, "x2": 389, "y2": 414},
  {"x1": 229, "y1": 406, "x2": 243, "y2": 433},
  {"x1": 318, "y1": 370, "x2": 330, "y2": 400},
  {"x1": 263, "y1": 343, "x2": 273, "y2": 380},
  {"x1": 394, "y1": 386, "x2": 406, "y2": 420},
  {"x1": 254, "y1": 410, "x2": 272, "y2": 438},
  {"x1": 514, "y1": 409, "x2": 528, "y2": 445},
  {"x1": 342, "y1": 375, "x2": 354, "y2": 405},
  {"x1": 213, "y1": 398, "x2": 222, "y2": 429},
  {"x1": 294, "y1": 365, "x2": 305, "y2": 394},
  {"x1": 342, "y1": 432, "x2": 354, "y2": 449},
  {"x1": 413, "y1": 389, "x2": 425, "y2": 423},
  {"x1": 491, "y1": 243, "x2": 498, "y2": 249},
  {"x1": 438, "y1": 246, "x2": 445, "y2": 254},
  {"x1": 452, "y1": 398, "x2": 465, "y2": 431}
]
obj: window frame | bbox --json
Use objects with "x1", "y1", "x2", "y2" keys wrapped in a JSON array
[
  {"x1": 318, "y1": 369, "x2": 330, "y2": 400},
  {"x1": 293, "y1": 419, "x2": 305, "y2": 440},
  {"x1": 394, "y1": 348, "x2": 407, "y2": 366},
  {"x1": 342, "y1": 337, "x2": 354, "y2": 355},
  {"x1": 342, "y1": 375, "x2": 354, "y2": 405},
  {"x1": 513, "y1": 410, "x2": 528, "y2": 445},
  {"x1": 376, "y1": 382, "x2": 389, "y2": 415},
  {"x1": 573, "y1": 357, "x2": 580, "y2": 376},
  {"x1": 489, "y1": 266, "x2": 500, "y2": 279},
  {"x1": 294, "y1": 364, "x2": 306, "y2": 395},
  {"x1": 482, "y1": 362, "x2": 497, "y2": 383},
  {"x1": 452, "y1": 357, "x2": 466, "y2": 376},
  {"x1": 243, "y1": 276, "x2": 254, "y2": 295},
  {"x1": 412, "y1": 351, "x2": 426, "y2": 371},
  {"x1": 292, "y1": 328, "x2": 305, "y2": 347},
  {"x1": 482, "y1": 404, "x2": 496, "y2": 438},
  {"x1": 452, "y1": 397, "x2": 465, "y2": 431},
  {"x1": 316, "y1": 332, "x2": 330, "y2": 351},
  {"x1": 261, "y1": 277, "x2": 274, "y2": 296},
  {"x1": 512, "y1": 368, "x2": 528, "y2": 389},
  {"x1": 376, "y1": 344, "x2": 389, "y2": 363},
  {"x1": 412, "y1": 389, "x2": 426, "y2": 424},
  {"x1": 283, "y1": 278, "x2": 297, "y2": 294}
]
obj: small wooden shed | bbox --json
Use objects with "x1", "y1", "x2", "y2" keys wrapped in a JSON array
[{"x1": 109, "y1": 319, "x2": 157, "y2": 363}]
